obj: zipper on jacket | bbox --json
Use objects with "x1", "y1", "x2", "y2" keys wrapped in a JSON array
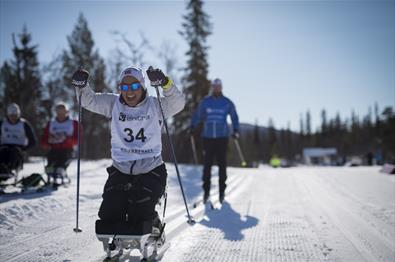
[{"x1": 130, "y1": 160, "x2": 136, "y2": 174}]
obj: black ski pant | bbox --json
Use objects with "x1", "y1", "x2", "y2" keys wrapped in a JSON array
[
  {"x1": 202, "y1": 138, "x2": 228, "y2": 199},
  {"x1": 0, "y1": 145, "x2": 24, "y2": 171},
  {"x1": 98, "y1": 164, "x2": 167, "y2": 226},
  {"x1": 46, "y1": 148, "x2": 73, "y2": 169}
]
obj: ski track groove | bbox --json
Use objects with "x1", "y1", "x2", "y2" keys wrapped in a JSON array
[
  {"x1": 311, "y1": 169, "x2": 395, "y2": 240},
  {"x1": 311, "y1": 171, "x2": 395, "y2": 255},
  {"x1": 163, "y1": 168, "x2": 394, "y2": 262},
  {"x1": 166, "y1": 170, "x2": 252, "y2": 240},
  {"x1": 296, "y1": 171, "x2": 395, "y2": 262},
  {"x1": 258, "y1": 172, "x2": 328, "y2": 262},
  {"x1": 164, "y1": 169, "x2": 244, "y2": 223},
  {"x1": 170, "y1": 170, "x2": 328, "y2": 262}
]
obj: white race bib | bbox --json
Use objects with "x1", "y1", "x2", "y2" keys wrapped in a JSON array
[
  {"x1": 111, "y1": 96, "x2": 162, "y2": 162},
  {"x1": 1, "y1": 119, "x2": 28, "y2": 146},
  {"x1": 48, "y1": 119, "x2": 74, "y2": 144}
]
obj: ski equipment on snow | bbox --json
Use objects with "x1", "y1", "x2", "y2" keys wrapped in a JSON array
[
  {"x1": 190, "y1": 135, "x2": 199, "y2": 165},
  {"x1": 71, "y1": 67, "x2": 86, "y2": 233},
  {"x1": 96, "y1": 220, "x2": 169, "y2": 261},
  {"x1": 233, "y1": 138, "x2": 247, "y2": 167}
]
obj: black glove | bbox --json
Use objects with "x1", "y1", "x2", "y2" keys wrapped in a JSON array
[
  {"x1": 146, "y1": 66, "x2": 169, "y2": 87},
  {"x1": 232, "y1": 131, "x2": 240, "y2": 139},
  {"x1": 72, "y1": 69, "x2": 90, "y2": 89},
  {"x1": 187, "y1": 127, "x2": 196, "y2": 136}
]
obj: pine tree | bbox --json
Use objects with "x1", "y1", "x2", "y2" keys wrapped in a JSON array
[
  {"x1": 0, "y1": 26, "x2": 44, "y2": 136},
  {"x1": 246, "y1": 120, "x2": 262, "y2": 162},
  {"x1": 174, "y1": 0, "x2": 212, "y2": 162},
  {"x1": 62, "y1": 13, "x2": 110, "y2": 159},
  {"x1": 285, "y1": 122, "x2": 293, "y2": 160},
  {"x1": 305, "y1": 110, "x2": 312, "y2": 138},
  {"x1": 381, "y1": 107, "x2": 395, "y2": 163},
  {"x1": 42, "y1": 54, "x2": 68, "y2": 119},
  {"x1": 299, "y1": 113, "x2": 304, "y2": 136},
  {"x1": 318, "y1": 109, "x2": 328, "y2": 147},
  {"x1": 267, "y1": 118, "x2": 277, "y2": 160}
]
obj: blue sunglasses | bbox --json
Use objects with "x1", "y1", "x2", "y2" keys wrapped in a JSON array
[{"x1": 119, "y1": 82, "x2": 142, "y2": 91}]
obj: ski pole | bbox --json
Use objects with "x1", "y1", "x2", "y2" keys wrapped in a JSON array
[
  {"x1": 153, "y1": 86, "x2": 195, "y2": 225},
  {"x1": 234, "y1": 138, "x2": 247, "y2": 167},
  {"x1": 190, "y1": 135, "x2": 199, "y2": 165},
  {"x1": 73, "y1": 92, "x2": 82, "y2": 233}
]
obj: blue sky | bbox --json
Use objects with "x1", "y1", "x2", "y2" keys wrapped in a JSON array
[{"x1": 1, "y1": 0, "x2": 394, "y2": 131}]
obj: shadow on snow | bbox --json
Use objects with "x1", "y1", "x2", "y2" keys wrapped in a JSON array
[{"x1": 199, "y1": 201, "x2": 259, "y2": 241}]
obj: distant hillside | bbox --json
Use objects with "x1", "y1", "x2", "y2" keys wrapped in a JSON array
[{"x1": 238, "y1": 123, "x2": 269, "y2": 135}]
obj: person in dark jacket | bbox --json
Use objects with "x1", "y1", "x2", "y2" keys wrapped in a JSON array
[
  {"x1": 0, "y1": 103, "x2": 37, "y2": 177},
  {"x1": 190, "y1": 78, "x2": 239, "y2": 204}
]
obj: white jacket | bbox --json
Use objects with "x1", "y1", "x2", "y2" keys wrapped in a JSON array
[{"x1": 75, "y1": 83, "x2": 185, "y2": 175}]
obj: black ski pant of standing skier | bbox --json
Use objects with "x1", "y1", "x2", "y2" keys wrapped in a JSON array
[
  {"x1": 98, "y1": 164, "x2": 167, "y2": 228},
  {"x1": 202, "y1": 137, "x2": 228, "y2": 202}
]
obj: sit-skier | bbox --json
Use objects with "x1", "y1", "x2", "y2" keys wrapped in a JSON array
[
  {"x1": 0, "y1": 103, "x2": 37, "y2": 182},
  {"x1": 72, "y1": 65, "x2": 185, "y2": 256},
  {"x1": 41, "y1": 101, "x2": 78, "y2": 186}
]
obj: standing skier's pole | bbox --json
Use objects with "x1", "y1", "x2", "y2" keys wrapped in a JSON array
[
  {"x1": 73, "y1": 93, "x2": 83, "y2": 233},
  {"x1": 190, "y1": 135, "x2": 199, "y2": 165},
  {"x1": 234, "y1": 138, "x2": 247, "y2": 167}
]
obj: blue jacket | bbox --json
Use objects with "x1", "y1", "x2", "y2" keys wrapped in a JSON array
[{"x1": 191, "y1": 94, "x2": 239, "y2": 138}]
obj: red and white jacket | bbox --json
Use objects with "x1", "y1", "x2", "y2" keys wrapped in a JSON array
[{"x1": 41, "y1": 117, "x2": 78, "y2": 149}]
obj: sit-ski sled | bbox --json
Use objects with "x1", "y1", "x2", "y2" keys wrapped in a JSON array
[
  {"x1": 96, "y1": 219, "x2": 169, "y2": 262},
  {"x1": 0, "y1": 171, "x2": 50, "y2": 195},
  {"x1": 45, "y1": 166, "x2": 71, "y2": 189}
]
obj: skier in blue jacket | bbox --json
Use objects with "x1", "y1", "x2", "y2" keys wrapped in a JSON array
[{"x1": 190, "y1": 78, "x2": 239, "y2": 204}]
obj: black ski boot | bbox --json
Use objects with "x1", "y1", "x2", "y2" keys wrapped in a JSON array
[
  {"x1": 151, "y1": 216, "x2": 163, "y2": 238},
  {"x1": 219, "y1": 192, "x2": 225, "y2": 204},
  {"x1": 203, "y1": 191, "x2": 209, "y2": 204}
]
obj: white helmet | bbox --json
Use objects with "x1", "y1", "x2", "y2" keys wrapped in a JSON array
[{"x1": 7, "y1": 103, "x2": 21, "y2": 117}]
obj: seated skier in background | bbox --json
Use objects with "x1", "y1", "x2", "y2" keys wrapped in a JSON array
[
  {"x1": 72, "y1": 65, "x2": 185, "y2": 239},
  {"x1": 40, "y1": 101, "x2": 78, "y2": 183},
  {"x1": 0, "y1": 103, "x2": 37, "y2": 178}
]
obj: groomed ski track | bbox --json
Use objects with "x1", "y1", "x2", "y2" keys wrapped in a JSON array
[{"x1": 0, "y1": 160, "x2": 394, "y2": 261}]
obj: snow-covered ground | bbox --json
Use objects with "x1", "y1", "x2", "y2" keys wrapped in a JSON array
[{"x1": 1, "y1": 159, "x2": 394, "y2": 262}]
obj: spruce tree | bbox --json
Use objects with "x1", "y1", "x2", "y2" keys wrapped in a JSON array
[
  {"x1": 175, "y1": 0, "x2": 212, "y2": 162},
  {"x1": 62, "y1": 13, "x2": 110, "y2": 159},
  {"x1": 267, "y1": 118, "x2": 277, "y2": 160},
  {"x1": 1, "y1": 26, "x2": 44, "y2": 136}
]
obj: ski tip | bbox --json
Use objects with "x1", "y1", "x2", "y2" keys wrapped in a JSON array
[{"x1": 73, "y1": 227, "x2": 82, "y2": 233}]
